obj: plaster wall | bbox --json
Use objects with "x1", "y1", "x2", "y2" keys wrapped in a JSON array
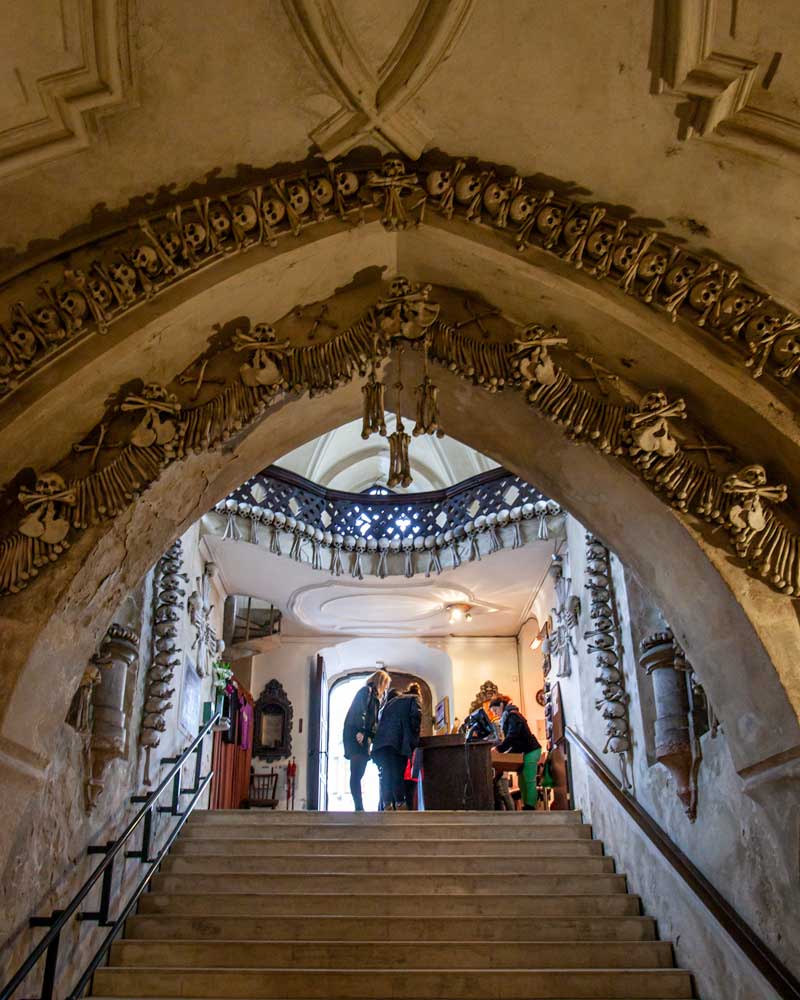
[
  {"x1": 0, "y1": 520, "x2": 220, "y2": 990},
  {"x1": 560, "y1": 514, "x2": 800, "y2": 998}
]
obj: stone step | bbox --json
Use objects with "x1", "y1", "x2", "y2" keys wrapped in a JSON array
[
  {"x1": 171, "y1": 837, "x2": 604, "y2": 856},
  {"x1": 186, "y1": 810, "x2": 583, "y2": 824},
  {"x1": 160, "y1": 853, "x2": 615, "y2": 875},
  {"x1": 109, "y1": 940, "x2": 674, "y2": 971},
  {"x1": 124, "y1": 914, "x2": 657, "y2": 942},
  {"x1": 178, "y1": 823, "x2": 594, "y2": 841},
  {"x1": 150, "y1": 872, "x2": 627, "y2": 896},
  {"x1": 137, "y1": 892, "x2": 641, "y2": 918},
  {"x1": 92, "y1": 967, "x2": 693, "y2": 998}
]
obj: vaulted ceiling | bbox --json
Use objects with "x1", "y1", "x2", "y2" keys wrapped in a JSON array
[{"x1": 3, "y1": 0, "x2": 799, "y2": 312}]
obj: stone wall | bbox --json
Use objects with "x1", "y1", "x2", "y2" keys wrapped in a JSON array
[
  {"x1": 559, "y1": 514, "x2": 799, "y2": 1000},
  {"x1": 0, "y1": 521, "x2": 220, "y2": 994}
]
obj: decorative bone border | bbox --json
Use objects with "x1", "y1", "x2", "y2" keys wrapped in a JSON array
[
  {"x1": 206, "y1": 498, "x2": 564, "y2": 580},
  {"x1": 584, "y1": 533, "x2": 632, "y2": 790},
  {"x1": 0, "y1": 281, "x2": 796, "y2": 601},
  {"x1": 139, "y1": 540, "x2": 185, "y2": 785},
  {"x1": 1, "y1": 152, "x2": 799, "y2": 401}
]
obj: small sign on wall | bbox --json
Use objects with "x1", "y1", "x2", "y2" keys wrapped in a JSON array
[{"x1": 178, "y1": 656, "x2": 202, "y2": 737}]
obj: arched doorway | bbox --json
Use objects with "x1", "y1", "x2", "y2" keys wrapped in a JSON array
[{"x1": 325, "y1": 670, "x2": 433, "y2": 811}]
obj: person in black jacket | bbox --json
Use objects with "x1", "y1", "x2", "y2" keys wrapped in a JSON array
[
  {"x1": 343, "y1": 669, "x2": 390, "y2": 810},
  {"x1": 489, "y1": 694, "x2": 542, "y2": 810},
  {"x1": 372, "y1": 689, "x2": 422, "y2": 810}
]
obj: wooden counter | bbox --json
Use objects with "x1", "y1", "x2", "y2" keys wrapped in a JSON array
[{"x1": 416, "y1": 735, "x2": 494, "y2": 811}]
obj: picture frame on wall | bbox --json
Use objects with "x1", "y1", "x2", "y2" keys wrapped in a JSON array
[
  {"x1": 178, "y1": 656, "x2": 202, "y2": 737},
  {"x1": 434, "y1": 695, "x2": 450, "y2": 734}
]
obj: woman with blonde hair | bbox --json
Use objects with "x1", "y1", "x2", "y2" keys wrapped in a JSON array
[{"x1": 343, "y1": 669, "x2": 391, "y2": 811}]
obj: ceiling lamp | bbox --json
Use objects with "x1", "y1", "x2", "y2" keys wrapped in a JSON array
[{"x1": 447, "y1": 603, "x2": 472, "y2": 624}]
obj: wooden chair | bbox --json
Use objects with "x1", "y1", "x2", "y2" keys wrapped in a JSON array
[{"x1": 247, "y1": 770, "x2": 279, "y2": 809}]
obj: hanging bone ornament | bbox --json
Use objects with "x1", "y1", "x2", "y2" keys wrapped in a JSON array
[
  {"x1": 233, "y1": 323, "x2": 292, "y2": 388},
  {"x1": 387, "y1": 420, "x2": 412, "y2": 489},
  {"x1": 367, "y1": 156, "x2": 425, "y2": 230},
  {"x1": 18, "y1": 472, "x2": 76, "y2": 545},
  {"x1": 628, "y1": 391, "x2": 686, "y2": 461},
  {"x1": 121, "y1": 384, "x2": 181, "y2": 449},
  {"x1": 510, "y1": 324, "x2": 568, "y2": 387},
  {"x1": 413, "y1": 334, "x2": 443, "y2": 437},
  {"x1": 361, "y1": 372, "x2": 386, "y2": 438},
  {"x1": 723, "y1": 465, "x2": 788, "y2": 535}
]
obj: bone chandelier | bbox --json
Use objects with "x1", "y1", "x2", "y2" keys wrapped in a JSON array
[{"x1": 0, "y1": 279, "x2": 796, "y2": 602}]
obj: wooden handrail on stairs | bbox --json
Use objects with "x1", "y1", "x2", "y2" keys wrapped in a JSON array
[{"x1": 565, "y1": 725, "x2": 800, "y2": 1000}]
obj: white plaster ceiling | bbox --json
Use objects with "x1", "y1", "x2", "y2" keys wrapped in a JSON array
[
  {"x1": 277, "y1": 413, "x2": 498, "y2": 491},
  {"x1": 2, "y1": 0, "x2": 800, "y2": 315},
  {"x1": 202, "y1": 530, "x2": 553, "y2": 638}
]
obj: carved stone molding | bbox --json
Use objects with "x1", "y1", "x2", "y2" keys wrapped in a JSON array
[
  {"x1": 0, "y1": 0, "x2": 135, "y2": 180},
  {"x1": 651, "y1": 0, "x2": 800, "y2": 161},
  {"x1": 0, "y1": 280, "x2": 798, "y2": 605},
  {"x1": 584, "y1": 533, "x2": 632, "y2": 789},
  {"x1": 283, "y1": 0, "x2": 475, "y2": 158}
]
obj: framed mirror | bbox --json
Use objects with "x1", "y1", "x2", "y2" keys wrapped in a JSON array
[{"x1": 253, "y1": 679, "x2": 293, "y2": 760}]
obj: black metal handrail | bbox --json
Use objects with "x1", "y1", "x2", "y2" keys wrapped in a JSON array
[
  {"x1": 0, "y1": 713, "x2": 220, "y2": 1000},
  {"x1": 224, "y1": 464, "x2": 554, "y2": 541},
  {"x1": 565, "y1": 725, "x2": 800, "y2": 1000}
]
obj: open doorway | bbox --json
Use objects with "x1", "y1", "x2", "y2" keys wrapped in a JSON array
[{"x1": 325, "y1": 671, "x2": 433, "y2": 811}]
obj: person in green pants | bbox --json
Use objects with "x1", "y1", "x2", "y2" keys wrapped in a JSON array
[{"x1": 488, "y1": 694, "x2": 542, "y2": 810}]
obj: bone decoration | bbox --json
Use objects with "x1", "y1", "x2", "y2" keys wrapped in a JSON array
[
  {"x1": 544, "y1": 555, "x2": 581, "y2": 678},
  {"x1": 584, "y1": 533, "x2": 632, "y2": 790},
  {"x1": 2, "y1": 153, "x2": 799, "y2": 403},
  {"x1": 0, "y1": 283, "x2": 799, "y2": 603}
]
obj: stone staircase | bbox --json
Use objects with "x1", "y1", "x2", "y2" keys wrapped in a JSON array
[{"x1": 92, "y1": 810, "x2": 694, "y2": 999}]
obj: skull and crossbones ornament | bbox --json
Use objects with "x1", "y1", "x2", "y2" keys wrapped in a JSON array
[{"x1": 18, "y1": 471, "x2": 76, "y2": 545}]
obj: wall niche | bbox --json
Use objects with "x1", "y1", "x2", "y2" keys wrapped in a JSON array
[{"x1": 253, "y1": 679, "x2": 293, "y2": 760}]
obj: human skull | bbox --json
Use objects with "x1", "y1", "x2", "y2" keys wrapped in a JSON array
[
  {"x1": 182, "y1": 221, "x2": 207, "y2": 250},
  {"x1": 286, "y1": 182, "x2": 310, "y2": 216},
  {"x1": 10, "y1": 324, "x2": 37, "y2": 359},
  {"x1": 273, "y1": 511, "x2": 286, "y2": 528},
  {"x1": 343, "y1": 535, "x2": 356, "y2": 550},
  {"x1": 521, "y1": 503, "x2": 535, "y2": 519},
  {"x1": 546, "y1": 500, "x2": 561, "y2": 515},
  {"x1": 637, "y1": 251, "x2": 668, "y2": 280},
  {"x1": 109, "y1": 261, "x2": 138, "y2": 295},
  {"x1": 536, "y1": 205, "x2": 563, "y2": 235},
  {"x1": 455, "y1": 174, "x2": 481, "y2": 204},
  {"x1": 382, "y1": 155, "x2": 405, "y2": 178},
  {"x1": 238, "y1": 503, "x2": 252, "y2": 516},
  {"x1": 286, "y1": 516, "x2": 297, "y2": 532},
  {"x1": 160, "y1": 230, "x2": 183, "y2": 259},
  {"x1": 497, "y1": 509, "x2": 510, "y2": 527},
  {"x1": 34, "y1": 306, "x2": 66, "y2": 341},
  {"x1": 509, "y1": 506, "x2": 522, "y2": 521},
  {"x1": 262, "y1": 197, "x2": 286, "y2": 227},
  {"x1": 689, "y1": 278, "x2": 721, "y2": 312},
  {"x1": 719, "y1": 292, "x2": 757, "y2": 323},
  {"x1": 36, "y1": 471, "x2": 68, "y2": 495},
  {"x1": 57, "y1": 288, "x2": 88, "y2": 322},
  {"x1": 389, "y1": 276, "x2": 412, "y2": 298},
  {"x1": 141, "y1": 382, "x2": 172, "y2": 403},
  {"x1": 208, "y1": 204, "x2": 232, "y2": 237},
  {"x1": 366, "y1": 537, "x2": 378, "y2": 552},
  {"x1": 562, "y1": 215, "x2": 588, "y2": 244},
  {"x1": 251, "y1": 506, "x2": 264, "y2": 519},
  {"x1": 389, "y1": 537, "x2": 401, "y2": 552},
  {"x1": 308, "y1": 176, "x2": 333, "y2": 205},
  {"x1": 426, "y1": 169, "x2": 451, "y2": 197},
  {"x1": 611, "y1": 242, "x2": 638, "y2": 271},
  {"x1": 534, "y1": 500, "x2": 548, "y2": 516},
  {"x1": 232, "y1": 202, "x2": 258, "y2": 232},
  {"x1": 130, "y1": 245, "x2": 161, "y2": 276},
  {"x1": 87, "y1": 275, "x2": 114, "y2": 308},
  {"x1": 774, "y1": 332, "x2": 800, "y2": 369},
  {"x1": 664, "y1": 263, "x2": 696, "y2": 293},
  {"x1": 413, "y1": 535, "x2": 425, "y2": 551},
  {"x1": 335, "y1": 170, "x2": 359, "y2": 198},
  {"x1": 586, "y1": 230, "x2": 612, "y2": 258},
  {"x1": 508, "y1": 192, "x2": 534, "y2": 224},
  {"x1": 482, "y1": 182, "x2": 506, "y2": 216},
  {"x1": 262, "y1": 509, "x2": 274, "y2": 525},
  {"x1": 252, "y1": 323, "x2": 276, "y2": 342},
  {"x1": 474, "y1": 515, "x2": 487, "y2": 532},
  {"x1": 745, "y1": 312, "x2": 780, "y2": 346}
]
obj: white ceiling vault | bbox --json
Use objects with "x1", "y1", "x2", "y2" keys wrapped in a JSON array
[
  {"x1": 277, "y1": 413, "x2": 498, "y2": 492},
  {"x1": 202, "y1": 531, "x2": 553, "y2": 639},
  {"x1": 2, "y1": 0, "x2": 800, "y2": 316}
]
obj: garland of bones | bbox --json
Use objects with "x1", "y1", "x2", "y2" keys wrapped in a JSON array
[{"x1": 0, "y1": 275, "x2": 796, "y2": 601}]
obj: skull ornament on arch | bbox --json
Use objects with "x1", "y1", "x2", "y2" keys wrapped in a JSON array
[
  {"x1": 426, "y1": 170, "x2": 451, "y2": 196},
  {"x1": 508, "y1": 192, "x2": 535, "y2": 224},
  {"x1": 335, "y1": 171, "x2": 359, "y2": 198},
  {"x1": 308, "y1": 176, "x2": 333, "y2": 206},
  {"x1": 286, "y1": 183, "x2": 310, "y2": 216},
  {"x1": 232, "y1": 202, "x2": 258, "y2": 232},
  {"x1": 262, "y1": 197, "x2": 286, "y2": 227},
  {"x1": 130, "y1": 245, "x2": 161, "y2": 276},
  {"x1": 455, "y1": 174, "x2": 481, "y2": 204},
  {"x1": 208, "y1": 204, "x2": 232, "y2": 237}
]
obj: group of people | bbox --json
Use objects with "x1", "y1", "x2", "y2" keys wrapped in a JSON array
[
  {"x1": 343, "y1": 669, "x2": 421, "y2": 810},
  {"x1": 342, "y1": 669, "x2": 542, "y2": 812}
]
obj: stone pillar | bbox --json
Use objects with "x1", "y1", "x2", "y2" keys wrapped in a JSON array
[
  {"x1": 639, "y1": 629, "x2": 698, "y2": 821},
  {"x1": 86, "y1": 624, "x2": 140, "y2": 809}
]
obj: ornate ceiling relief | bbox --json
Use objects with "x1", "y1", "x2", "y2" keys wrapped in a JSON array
[
  {"x1": 2, "y1": 152, "x2": 798, "y2": 405},
  {"x1": 652, "y1": 0, "x2": 800, "y2": 161},
  {"x1": 0, "y1": 279, "x2": 797, "y2": 603},
  {"x1": 283, "y1": 0, "x2": 475, "y2": 158},
  {"x1": 0, "y1": 0, "x2": 134, "y2": 179}
]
